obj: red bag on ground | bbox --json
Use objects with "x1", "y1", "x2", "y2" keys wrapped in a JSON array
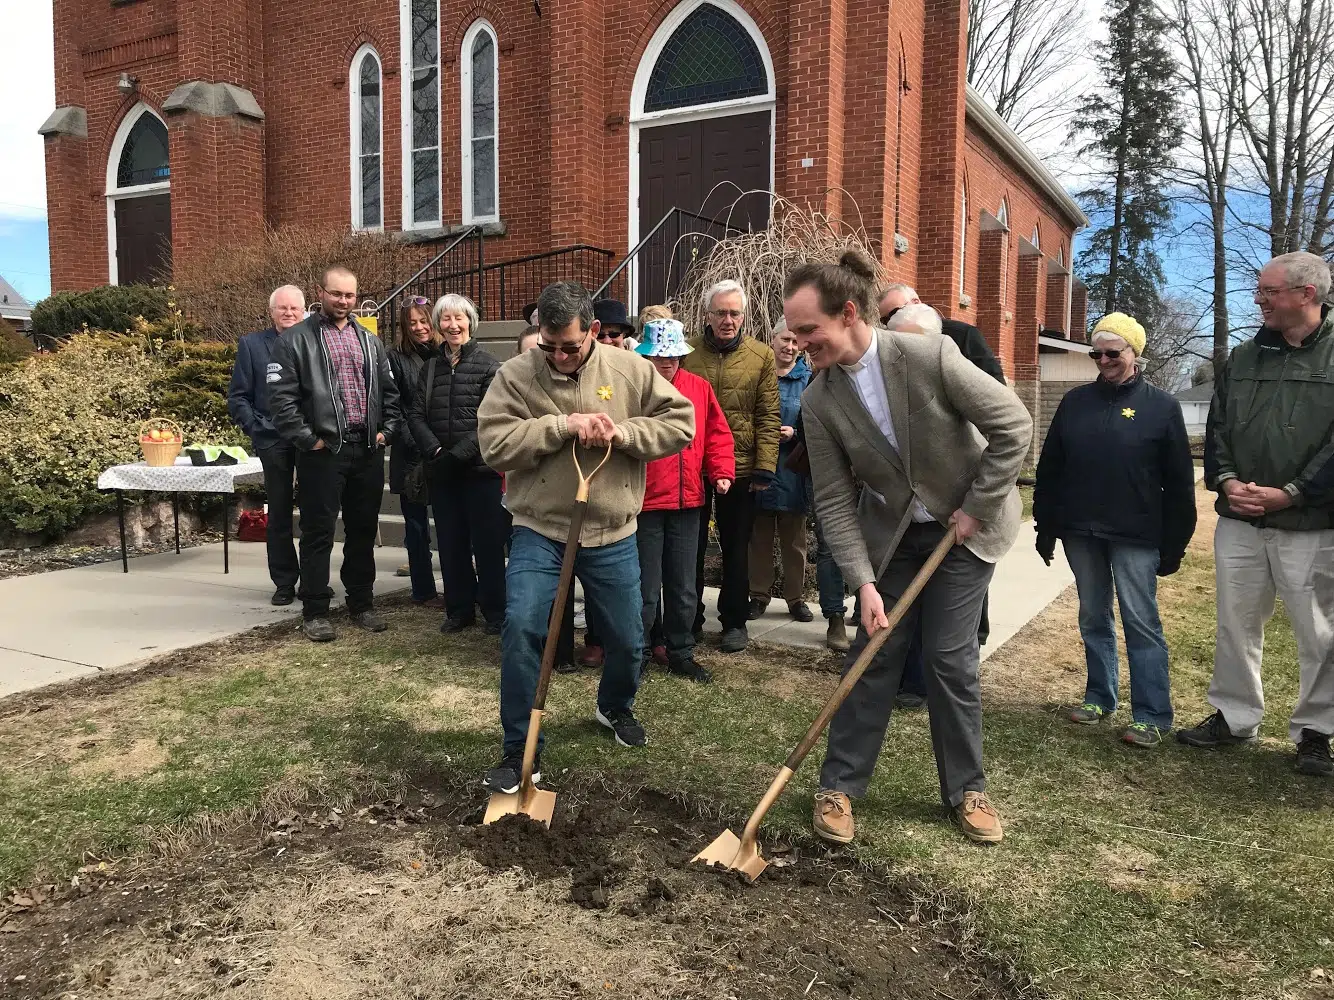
[{"x1": 237, "y1": 509, "x2": 267, "y2": 542}]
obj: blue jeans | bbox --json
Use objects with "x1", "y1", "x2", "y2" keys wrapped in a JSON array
[
  {"x1": 814, "y1": 516, "x2": 847, "y2": 619},
  {"x1": 501, "y1": 527, "x2": 645, "y2": 754},
  {"x1": 401, "y1": 498, "x2": 438, "y2": 602},
  {"x1": 1063, "y1": 534, "x2": 1173, "y2": 729}
]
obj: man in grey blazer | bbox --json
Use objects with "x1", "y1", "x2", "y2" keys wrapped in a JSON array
[{"x1": 783, "y1": 252, "x2": 1032, "y2": 845}]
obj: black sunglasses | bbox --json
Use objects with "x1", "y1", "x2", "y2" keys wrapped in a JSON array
[
  {"x1": 879, "y1": 306, "x2": 901, "y2": 325},
  {"x1": 1089, "y1": 349, "x2": 1125, "y2": 360},
  {"x1": 536, "y1": 334, "x2": 588, "y2": 356}
]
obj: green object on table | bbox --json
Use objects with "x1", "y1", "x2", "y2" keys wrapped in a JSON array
[{"x1": 186, "y1": 445, "x2": 250, "y2": 465}]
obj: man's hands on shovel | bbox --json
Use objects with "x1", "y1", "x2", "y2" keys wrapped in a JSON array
[
  {"x1": 568, "y1": 412, "x2": 623, "y2": 448},
  {"x1": 857, "y1": 509, "x2": 978, "y2": 637}
]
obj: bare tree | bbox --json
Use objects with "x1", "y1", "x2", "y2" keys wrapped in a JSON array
[
  {"x1": 966, "y1": 0, "x2": 1086, "y2": 143},
  {"x1": 1142, "y1": 294, "x2": 1213, "y2": 390}
]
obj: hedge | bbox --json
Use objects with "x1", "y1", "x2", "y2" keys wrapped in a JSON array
[{"x1": 30, "y1": 285, "x2": 173, "y2": 344}]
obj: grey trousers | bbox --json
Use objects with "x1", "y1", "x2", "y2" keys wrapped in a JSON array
[{"x1": 818, "y1": 521, "x2": 993, "y2": 808}]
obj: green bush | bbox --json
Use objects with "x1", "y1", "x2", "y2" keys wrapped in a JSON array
[
  {"x1": 0, "y1": 330, "x2": 246, "y2": 538},
  {"x1": 30, "y1": 285, "x2": 173, "y2": 344},
  {"x1": 0, "y1": 318, "x2": 34, "y2": 370}
]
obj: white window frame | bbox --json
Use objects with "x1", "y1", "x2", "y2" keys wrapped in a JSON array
[
  {"x1": 106, "y1": 103, "x2": 170, "y2": 286},
  {"x1": 350, "y1": 44, "x2": 384, "y2": 232},
  {"x1": 1031, "y1": 223, "x2": 1041, "y2": 250},
  {"x1": 461, "y1": 20, "x2": 500, "y2": 225},
  {"x1": 400, "y1": 0, "x2": 442, "y2": 230},
  {"x1": 960, "y1": 181, "x2": 969, "y2": 294},
  {"x1": 997, "y1": 197, "x2": 1009, "y2": 228}
]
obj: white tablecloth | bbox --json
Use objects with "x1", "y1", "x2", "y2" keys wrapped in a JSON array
[{"x1": 97, "y1": 457, "x2": 265, "y2": 493}]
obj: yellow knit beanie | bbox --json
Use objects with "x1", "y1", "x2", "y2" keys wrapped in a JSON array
[{"x1": 1091, "y1": 312, "x2": 1146, "y2": 355}]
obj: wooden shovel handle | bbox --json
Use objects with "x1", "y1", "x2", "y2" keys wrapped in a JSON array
[{"x1": 781, "y1": 525, "x2": 958, "y2": 771}]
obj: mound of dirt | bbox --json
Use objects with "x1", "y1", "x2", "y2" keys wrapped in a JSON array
[{"x1": 0, "y1": 779, "x2": 1013, "y2": 1000}]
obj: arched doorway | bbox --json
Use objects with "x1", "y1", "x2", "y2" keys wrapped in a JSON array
[
  {"x1": 106, "y1": 105, "x2": 172, "y2": 285},
  {"x1": 629, "y1": 0, "x2": 774, "y2": 306}
]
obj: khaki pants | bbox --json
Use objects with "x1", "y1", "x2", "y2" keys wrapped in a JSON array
[
  {"x1": 1210, "y1": 516, "x2": 1334, "y2": 743},
  {"x1": 749, "y1": 510, "x2": 808, "y2": 605}
]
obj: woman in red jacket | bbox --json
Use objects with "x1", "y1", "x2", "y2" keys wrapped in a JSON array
[{"x1": 636, "y1": 318, "x2": 736, "y2": 682}]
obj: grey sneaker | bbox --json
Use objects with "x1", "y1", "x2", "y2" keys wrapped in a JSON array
[
  {"x1": 1122, "y1": 722, "x2": 1166, "y2": 748},
  {"x1": 302, "y1": 617, "x2": 336, "y2": 642},
  {"x1": 349, "y1": 610, "x2": 387, "y2": 632},
  {"x1": 1068, "y1": 702, "x2": 1107, "y2": 725},
  {"x1": 720, "y1": 627, "x2": 748, "y2": 653}
]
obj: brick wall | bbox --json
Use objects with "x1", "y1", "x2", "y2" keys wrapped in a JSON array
[{"x1": 1037, "y1": 379, "x2": 1084, "y2": 452}]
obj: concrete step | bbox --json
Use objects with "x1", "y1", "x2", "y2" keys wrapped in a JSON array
[{"x1": 475, "y1": 320, "x2": 528, "y2": 362}]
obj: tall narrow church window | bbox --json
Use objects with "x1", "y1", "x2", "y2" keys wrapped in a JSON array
[
  {"x1": 462, "y1": 21, "x2": 499, "y2": 223},
  {"x1": 351, "y1": 47, "x2": 383, "y2": 230},
  {"x1": 407, "y1": 0, "x2": 440, "y2": 226},
  {"x1": 960, "y1": 181, "x2": 970, "y2": 294},
  {"x1": 1031, "y1": 223, "x2": 1041, "y2": 250},
  {"x1": 644, "y1": 2, "x2": 767, "y2": 112}
]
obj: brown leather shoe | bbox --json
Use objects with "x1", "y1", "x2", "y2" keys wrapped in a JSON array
[
  {"x1": 955, "y1": 790, "x2": 1004, "y2": 844},
  {"x1": 812, "y1": 789, "x2": 855, "y2": 844}
]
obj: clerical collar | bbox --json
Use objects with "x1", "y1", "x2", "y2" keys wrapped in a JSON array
[{"x1": 838, "y1": 331, "x2": 879, "y2": 374}]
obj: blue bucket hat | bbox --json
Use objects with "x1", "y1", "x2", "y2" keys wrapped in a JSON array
[{"x1": 635, "y1": 318, "x2": 693, "y2": 358}]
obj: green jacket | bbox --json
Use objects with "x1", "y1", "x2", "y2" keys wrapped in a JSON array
[
  {"x1": 1205, "y1": 308, "x2": 1334, "y2": 530},
  {"x1": 681, "y1": 332, "x2": 781, "y2": 480}
]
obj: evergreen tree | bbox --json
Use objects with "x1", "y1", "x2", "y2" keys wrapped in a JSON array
[{"x1": 1071, "y1": 0, "x2": 1183, "y2": 326}]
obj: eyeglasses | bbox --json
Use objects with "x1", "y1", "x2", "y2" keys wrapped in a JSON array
[
  {"x1": 709, "y1": 309, "x2": 744, "y2": 320},
  {"x1": 1254, "y1": 284, "x2": 1307, "y2": 300},
  {"x1": 1089, "y1": 349, "x2": 1125, "y2": 360},
  {"x1": 880, "y1": 306, "x2": 902, "y2": 325},
  {"x1": 536, "y1": 330, "x2": 590, "y2": 357},
  {"x1": 596, "y1": 330, "x2": 626, "y2": 341},
  {"x1": 406, "y1": 295, "x2": 430, "y2": 306}
]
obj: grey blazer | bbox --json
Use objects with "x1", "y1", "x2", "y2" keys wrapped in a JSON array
[{"x1": 803, "y1": 329, "x2": 1033, "y2": 590}]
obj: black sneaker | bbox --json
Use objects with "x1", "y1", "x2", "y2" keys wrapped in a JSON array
[
  {"x1": 788, "y1": 600, "x2": 814, "y2": 622},
  {"x1": 483, "y1": 618, "x2": 504, "y2": 636},
  {"x1": 747, "y1": 597, "x2": 767, "y2": 621},
  {"x1": 349, "y1": 610, "x2": 387, "y2": 632},
  {"x1": 271, "y1": 586, "x2": 296, "y2": 606},
  {"x1": 720, "y1": 627, "x2": 748, "y2": 653},
  {"x1": 596, "y1": 707, "x2": 647, "y2": 747},
  {"x1": 482, "y1": 753, "x2": 542, "y2": 794},
  {"x1": 668, "y1": 658, "x2": 713, "y2": 684},
  {"x1": 554, "y1": 661, "x2": 580, "y2": 674},
  {"x1": 440, "y1": 616, "x2": 475, "y2": 634},
  {"x1": 1175, "y1": 711, "x2": 1257, "y2": 748},
  {"x1": 1296, "y1": 729, "x2": 1333, "y2": 776},
  {"x1": 895, "y1": 691, "x2": 927, "y2": 710},
  {"x1": 302, "y1": 617, "x2": 336, "y2": 642}
]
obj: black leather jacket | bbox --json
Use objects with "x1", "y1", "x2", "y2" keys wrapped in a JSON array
[{"x1": 269, "y1": 313, "x2": 401, "y2": 452}]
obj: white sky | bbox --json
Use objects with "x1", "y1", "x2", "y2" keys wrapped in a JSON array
[{"x1": 0, "y1": 0, "x2": 54, "y2": 220}]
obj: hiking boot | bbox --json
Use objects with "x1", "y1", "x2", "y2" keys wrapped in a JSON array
[
  {"x1": 747, "y1": 597, "x2": 767, "y2": 620},
  {"x1": 271, "y1": 586, "x2": 295, "y2": 607},
  {"x1": 578, "y1": 645, "x2": 604, "y2": 668},
  {"x1": 483, "y1": 618, "x2": 504, "y2": 636},
  {"x1": 651, "y1": 645, "x2": 669, "y2": 666},
  {"x1": 349, "y1": 610, "x2": 387, "y2": 633},
  {"x1": 667, "y1": 658, "x2": 712, "y2": 684},
  {"x1": 1296, "y1": 729, "x2": 1333, "y2": 776},
  {"x1": 482, "y1": 752, "x2": 542, "y2": 794},
  {"x1": 596, "y1": 707, "x2": 647, "y2": 747},
  {"x1": 788, "y1": 600, "x2": 814, "y2": 622},
  {"x1": 414, "y1": 595, "x2": 446, "y2": 609},
  {"x1": 895, "y1": 691, "x2": 927, "y2": 711},
  {"x1": 813, "y1": 789, "x2": 855, "y2": 844},
  {"x1": 555, "y1": 660, "x2": 580, "y2": 675},
  {"x1": 956, "y1": 790, "x2": 1004, "y2": 844},
  {"x1": 440, "y1": 616, "x2": 475, "y2": 634},
  {"x1": 1122, "y1": 722, "x2": 1166, "y2": 748},
  {"x1": 826, "y1": 614, "x2": 850, "y2": 653},
  {"x1": 1176, "y1": 711, "x2": 1257, "y2": 748},
  {"x1": 1068, "y1": 702, "x2": 1107, "y2": 726},
  {"x1": 302, "y1": 617, "x2": 336, "y2": 642},
  {"x1": 720, "y1": 627, "x2": 749, "y2": 653}
]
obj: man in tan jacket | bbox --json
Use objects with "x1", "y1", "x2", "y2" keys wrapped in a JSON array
[
  {"x1": 784, "y1": 252, "x2": 1031, "y2": 846},
  {"x1": 477, "y1": 281, "x2": 694, "y2": 794},
  {"x1": 681, "y1": 279, "x2": 782, "y2": 653}
]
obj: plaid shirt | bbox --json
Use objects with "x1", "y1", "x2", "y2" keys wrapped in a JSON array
[{"x1": 320, "y1": 316, "x2": 369, "y2": 431}]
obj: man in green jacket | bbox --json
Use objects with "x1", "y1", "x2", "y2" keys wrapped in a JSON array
[
  {"x1": 1182, "y1": 251, "x2": 1334, "y2": 777},
  {"x1": 681, "y1": 279, "x2": 782, "y2": 653}
]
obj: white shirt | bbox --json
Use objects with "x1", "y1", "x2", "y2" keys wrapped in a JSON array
[{"x1": 839, "y1": 331, "x2": 935, "y2": 523}]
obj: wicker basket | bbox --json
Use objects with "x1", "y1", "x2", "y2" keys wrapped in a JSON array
[{"x1": 139, "y1": 417, "x2": 184, "y2": 467}]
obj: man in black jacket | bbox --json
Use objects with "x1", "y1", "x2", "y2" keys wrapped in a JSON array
[
  {"x1": 269, "y1": 266, "x2": 401, "y2": 642},
  {"x1": 878, "y1": 283, "x2": 1007, "y2": 384},
  {"x1": 227, "y1": 284, "x2": 306, "y2": 606}
]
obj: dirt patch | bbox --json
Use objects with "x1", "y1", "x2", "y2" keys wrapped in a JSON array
[
  {"x1": 69, "y1": 737, "x2": 169, "y2": 780},
  {"x1": 0, "y1": 778, "x2": 1013, "y2": 1000}
]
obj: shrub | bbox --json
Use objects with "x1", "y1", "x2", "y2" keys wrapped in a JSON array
[
  {"x1": 30, "y1": 285, "x2": 172, "y2": 344},
  {"x1": 173, "y1": 225, "x2": 425, "y2": 341},
  {"x1": 0, "y1": 330, "x2": 246, "y2": 537},
  {"x1": 0, "y1": 318, "x2": 34, "y2": 370}
]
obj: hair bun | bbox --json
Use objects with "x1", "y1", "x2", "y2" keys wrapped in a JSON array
[{"x1": 838, "y1": 249, "x2": 876, "y2": 280}]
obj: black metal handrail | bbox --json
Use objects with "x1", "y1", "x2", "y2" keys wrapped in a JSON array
[
  {"x1": 594, "y1": 207, "x2": 744, "y2": 308},
  {"x1": 375, "y1": 226, "x2": 483, "y2": 317},
  {"x1": 477, "y1": 244, "x2": 615, "y2": 320}
]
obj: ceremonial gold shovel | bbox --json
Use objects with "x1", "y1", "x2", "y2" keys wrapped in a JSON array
[
  {"x1": 483, "y1": 441, "x2": 612, "y2": 827},
  {"x1": 691, "y1": 527, "x2": 958, "y2": 880}
]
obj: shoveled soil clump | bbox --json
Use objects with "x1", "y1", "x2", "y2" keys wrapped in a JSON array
[{"x1": 0, "y1": 779, "x2": 1011, "y2": 999}]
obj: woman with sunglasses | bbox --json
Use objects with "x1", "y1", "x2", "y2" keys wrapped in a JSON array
[
  {"x1": 1033, "y1": 312, "x2": 1196, "y2": 748},
  {"x1": 387, "y1": 297, "x2": 445, "y2": 608}
]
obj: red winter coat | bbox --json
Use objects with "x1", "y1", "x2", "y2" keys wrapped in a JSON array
[{"x1": 642, "y1": 368, "x2": 735, "y2": 511}]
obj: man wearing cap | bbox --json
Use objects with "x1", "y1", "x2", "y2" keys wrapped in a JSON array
[{"x1": 635, "y1": 318, "x2": 736, "y2": 682}]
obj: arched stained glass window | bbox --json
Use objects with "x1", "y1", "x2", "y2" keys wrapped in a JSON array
[
  {"x1": 462, "y1": 21, "x2": 499, "y2": 223},
  {"x1": 644, "y1": 3, "x2": 767, "y2": 112},
  {"x1": 351, "y1": 47, "x2": 383, "y2": 230},
  {"x1": 116, "y1": 114, "x2": 169, "y2": 188}
]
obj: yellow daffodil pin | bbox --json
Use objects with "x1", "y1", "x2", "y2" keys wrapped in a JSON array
[
  {"x1": 597, "y1": 385, "x2": 614, "y2": 401},
  {"x1": 1121, "y1": 407, "x2": 1136, "y2": 419}
]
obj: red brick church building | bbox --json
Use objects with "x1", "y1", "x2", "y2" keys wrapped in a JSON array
[{"x1": 41, "y1": 0, "x2": 1092, "y2": 440}]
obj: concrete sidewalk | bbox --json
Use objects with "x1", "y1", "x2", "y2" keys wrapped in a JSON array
[
  {"x1": 699, "y1": 519, "x2": 1073, "y2": 659},
  {"x1": 0, "y1": 543, "x2": 413, "y2": 697}
]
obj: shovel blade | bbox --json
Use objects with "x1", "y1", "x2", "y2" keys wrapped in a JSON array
[
  {"x1": 690, "y1": 828, "x2": 769, "y2": 882},
  {"x1": 482, "y1": 786, "x2": 558, "y2": 828}
]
